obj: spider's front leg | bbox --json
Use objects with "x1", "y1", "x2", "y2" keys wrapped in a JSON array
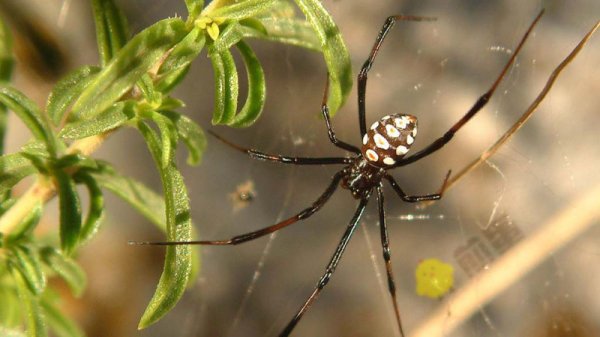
[
  {"x1": 357, "y1": 15, "x2": 436, "y2": 137},
  {"x1": 396, "y1": 10, "x2": 544, "y2": 167},
  {"x1": 132, "y1": 171, "x2": 346, "y2": 246},
  {"x1": 206, "y1": 130, "x2": 351, "y2": 165}
]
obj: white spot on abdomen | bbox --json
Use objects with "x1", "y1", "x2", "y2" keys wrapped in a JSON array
[
  {"x1": 366, "y1": 149, "x2": 379, "y2": 162},
  {"x1": 385, "y1": 124, "x2": 400, "y2": 138},
  {"x1": 373, "y1": 133, "x2": 390, "y2": 150},
  {"x1": 394, "y1": 117, "x2": 408, "y2": 129},
  {"x1": 396, "y1": 145, "x2": 409, "y2": 156}
]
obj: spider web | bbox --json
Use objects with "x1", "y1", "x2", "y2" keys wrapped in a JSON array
[
  {"x1": 175, "y1": 1, "x2": 600, "y2": 335},
  {"x1": 8, "y1": 0, "x2": 599, "y2": 336}
]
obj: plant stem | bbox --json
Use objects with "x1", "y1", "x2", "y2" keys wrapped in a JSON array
[
  {"x1": 409, "y1": 182, "x2": 600, "y2": 337},
  {"x1": 0, "y1": 132, "x2": 110, "y2": 235}
]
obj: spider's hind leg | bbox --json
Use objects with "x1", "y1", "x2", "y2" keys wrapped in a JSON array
[
  {"x1": 279, "y1": 197, "x2": 370, "y2": 337},
  {"x1": 376, "y1": 186, "x2": 406, "y2": 337}
]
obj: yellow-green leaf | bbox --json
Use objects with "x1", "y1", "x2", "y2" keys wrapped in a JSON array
[
  {"x1": 229, "y1": 41, "x2": 266, "y2": 127},
  {"x1": 136, "y1": 122, "x2": 192, "y2": 328},
  {"x1": 293, "y1": 0, "x2": 352, "y2": 115},
  {"x1": 71, "y1": 18, "x2": 187, "y2": 120}
]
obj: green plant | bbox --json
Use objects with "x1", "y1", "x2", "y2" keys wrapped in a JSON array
[{"x1": 0, "y1": 0, "x2": 352, "y2": 335}]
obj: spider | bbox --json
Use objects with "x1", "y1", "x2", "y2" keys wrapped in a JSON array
[{"x1": 143, "y1": 10, "x2": 546, "y2": 337}]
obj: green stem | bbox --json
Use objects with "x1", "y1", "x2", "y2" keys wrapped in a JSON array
[{"x1": 0, "y1": 133, "x2": 110, "y2": 235}]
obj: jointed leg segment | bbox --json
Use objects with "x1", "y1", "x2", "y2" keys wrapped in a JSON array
[
  {"x1": 320, "y1": 74, "x2": 361, "y2": 153},
  {"x1": 357, "y1": 15, "x2": 437, "y2": 137},
  {"x1": 279, "y1": 198, "x2": 369, "y2": 337},
  {"x1": 397, "y1": 10, "x2": 545, "y2": 167},
  {"x1": 135, "y1": 171, "x2": 345, "y2": 246},
  {"x1": 207, "y1": 130, "x2": 352, "y2": 165},
  {"x1": 384, "y1": 170, "x2": 450, "y2": 203},
  {"x1": 376, "y1": 186, "x2": 406, "y2": 336}
]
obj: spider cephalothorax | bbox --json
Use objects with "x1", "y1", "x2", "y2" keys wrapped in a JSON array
[{"x1": 340, "y1": 157, "x2": 383, "y2": 199}]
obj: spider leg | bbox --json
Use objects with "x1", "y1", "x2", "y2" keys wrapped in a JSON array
[
  {"x1": 358, "y1": 15, "x2": 436, "y2": 137},
  {"x1": 396, "y1": 10, "x2": 544, "y2": 167},
  {"x1": 376, "y1": 186, "x2": 405, "y2": 337},
  {"x1": 320, "y1": 75, "x2": 360, "y2": 154},
  {"x1": 131, "y1": 171, "x2": 345, "y2": 246},
  {"x1": 419, "y1": 20, "x2": 600, "y2": 205},
  {"x1": 279, "y1": 197, "x2": 370, "y2": 337},
  {"x1": 322, "y1": 104, "x2": 359, "y2": 153},
  {"x1": 384, "y1": 171, "x2": 450, "y2": 203},
  {"x1": 207, "y1": 130, "x2": 352, "y2": 165}
]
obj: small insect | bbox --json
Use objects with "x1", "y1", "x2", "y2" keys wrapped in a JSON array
[
  {"x1": 228, "y1": 180, "x2": 257, "y2": 211},
  {"x1": 138, "y1": 10, "x2": 579, "y2": 337}
]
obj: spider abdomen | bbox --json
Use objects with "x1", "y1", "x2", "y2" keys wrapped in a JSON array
[{"x1": 361, "y1": 114, "x2": 418, "y2": 167}]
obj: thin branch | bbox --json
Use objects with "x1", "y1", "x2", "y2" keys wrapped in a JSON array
[{"x1": 409, "y1": 182, "x2": 600, "y2": 337}]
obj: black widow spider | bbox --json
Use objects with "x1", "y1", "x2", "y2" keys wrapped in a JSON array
[{"x1": 141, "y1": 10, "x2": 546, "y2": 337}]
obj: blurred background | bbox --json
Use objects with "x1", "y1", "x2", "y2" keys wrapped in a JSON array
[{"x1": 2, "y1": 0, "x2": 600, "y2": 336}]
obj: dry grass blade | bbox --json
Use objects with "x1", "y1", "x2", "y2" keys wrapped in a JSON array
[
  {"x1": 409, "y1": 22, "x2": 600, "y2": 337},
  {"x1": 410, "y1": 180, "x2": 600, "y2": 337}
]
